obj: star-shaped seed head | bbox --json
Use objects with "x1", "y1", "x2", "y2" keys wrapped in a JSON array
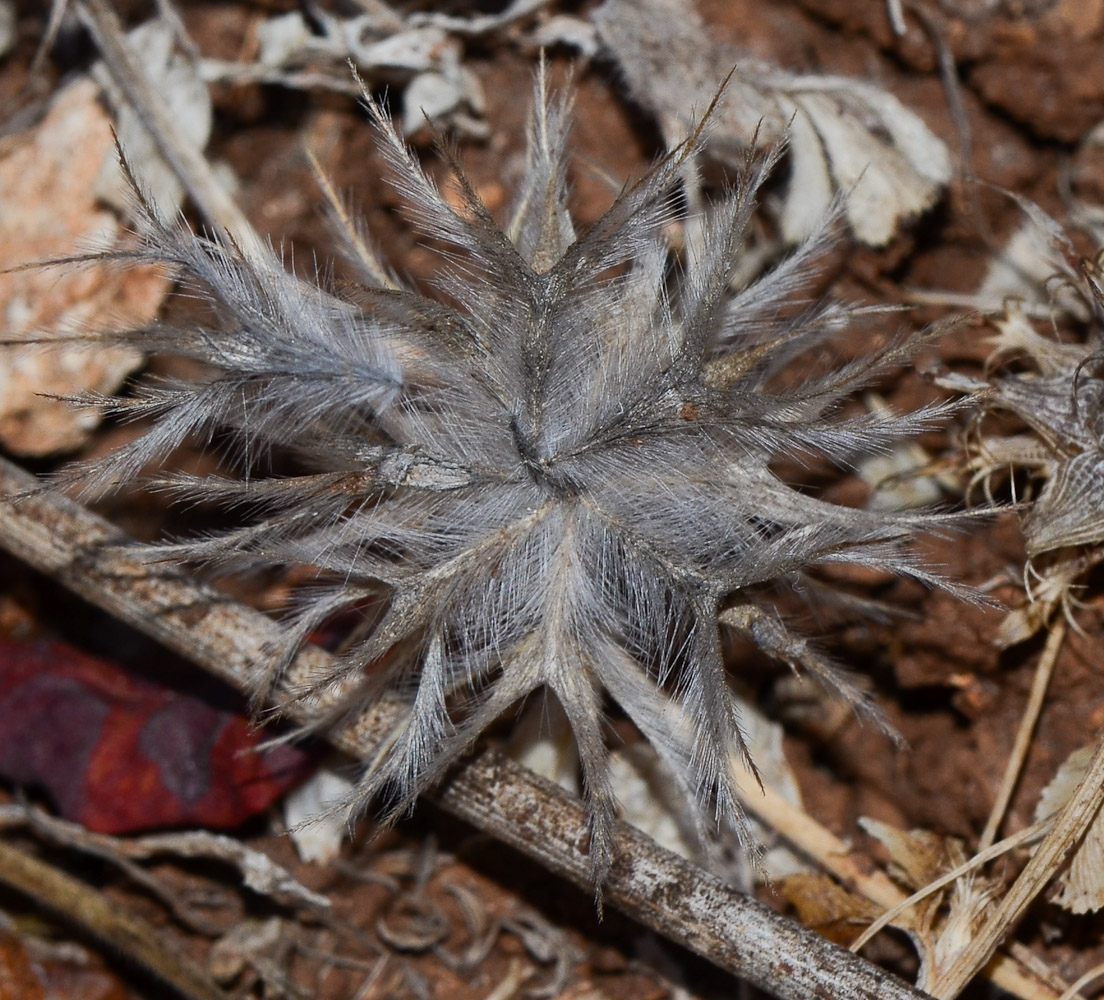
[{"x1": 70, "y1": 69, "x2": 960, "y2": 885}]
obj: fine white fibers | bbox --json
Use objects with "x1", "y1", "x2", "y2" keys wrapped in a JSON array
[{"x1": 70, "y1": 67, "x2": 963, "y2": 886}]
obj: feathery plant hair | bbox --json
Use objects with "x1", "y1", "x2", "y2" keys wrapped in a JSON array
[{"x1": 66, "y1": 67, "x2": 962, "y2": 886}]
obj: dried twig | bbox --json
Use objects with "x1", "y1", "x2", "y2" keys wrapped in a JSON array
[
  {"x1": 929, "y1": 737, "x2": 1104, "y2": 998},
  {"x1": 0, "y1": 456, "x2": 934, "y2": 1000},
  {"x1": 76, "y1": 0, "x2": 265, "y2": 258},
  {"x1": 2, "y1": 806, "x2": 228, "y2": 936},
  {"x1": 0, "y1": 837, "x2": 229, "y2": 1000},
  {"x1": 979, "y1": 621, "x2": 1066, "y2": 851},
  {"x1": 0, "y1": 803, "x2": 331, "y2": 915}
]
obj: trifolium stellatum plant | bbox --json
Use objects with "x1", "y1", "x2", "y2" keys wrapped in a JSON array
[{"x1": 61, "y1": 67, "x2": 967, "y2": 886}]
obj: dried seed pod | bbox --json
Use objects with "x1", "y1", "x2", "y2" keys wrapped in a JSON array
[{"x1": 68, "y1": 70, "x2": 962, "y2": 884}]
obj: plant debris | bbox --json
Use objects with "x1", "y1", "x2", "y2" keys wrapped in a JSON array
[{"x1": 594, "y1": 0, "x2": 952, "y2": 246}]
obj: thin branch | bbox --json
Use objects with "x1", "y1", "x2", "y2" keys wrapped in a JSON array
[
  {"x1": 979, "y1": 621, "x2": 1066, "y2": 851},
  {"x1": 0, "y1": 456, "x2": 933, "y2": 1000},
  {"x1": 76, "y1": 0, "x2": 267, "y2": 259},
  {"x1": 0, "y1": 838, "x2": 229, "y2": 1000},
  {"x1": 0, "y1": 803, "x2": 331, "y2": 916},
  {"x1": 928, "y1": 736, "x2": 1104, "y2": 999}
]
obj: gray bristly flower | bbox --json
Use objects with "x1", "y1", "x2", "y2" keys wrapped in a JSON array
[{"x1": 69, "y1": 68, "x2": 963, "y2": 887}]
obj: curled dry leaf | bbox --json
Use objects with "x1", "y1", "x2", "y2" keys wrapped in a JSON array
[
  {"x1": 0, "y1": 77, "x2": 163, "y2": 456},
  {"x1": 613, "y1": 692, "x2": 807, "y2": 880},
  {"x1": 228, "y1": 6, "x2": 488, "y2": 136},
  {"x1": 607, "y1": 744, "x2": 701, "y2": 862},
  {"x1": 593, "y1": 0, "x2": 951, "y2": 246},
  {"x1": 248, "y1": 0, "x2": 591, "y2": 125}
]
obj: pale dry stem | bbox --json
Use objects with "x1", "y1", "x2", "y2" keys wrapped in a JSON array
[
  {"x1": 729, "y1": 753, "x2": 1067, "y2": 1000},
  {"x1": 979, "y1": 621, "x2": 1067, "y2": 851},
  {"x1": 1059, "y1": 961, "x2": 1104, "y2": 1000},
  {"x1": 927, "y1": 737, "x2": 1104, "y2": 998}
]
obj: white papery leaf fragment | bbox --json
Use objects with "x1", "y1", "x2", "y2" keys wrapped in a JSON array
[
  {"x1": 593, "y1": 0, "x2": 951, "y2": 246},
  {"x1": 1035, "y1": 743, "x2": 1104, "y2": 913},
  {"x1": 93, "y1": 18, "x2": 213, "y2": 217}
]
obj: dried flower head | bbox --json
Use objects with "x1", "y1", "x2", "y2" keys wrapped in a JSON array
[
  {"x1": 71, "y1": 71, "x2": 958, "y2": 883},
  {"x1": 943, "y1": 207, "x2": 1104, "y2": 559},
  {"x1": 938, "y1": 204, "x2": 1104, "y2": 643}
]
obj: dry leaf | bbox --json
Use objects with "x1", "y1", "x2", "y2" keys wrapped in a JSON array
[
  {"x1": 593, "y1": 0, "x2": 951, "y2": 246},
  {"x1": 510, "y1": 687, "x2": 807, "y2": 879},
  {"x1": 781, "y1": 872, "x2": 881, "y2": 946},
  {"x1": 857, "y1": 394, "x2": 949, "y2": 511},
  {"x1": 283, "y1": 766, "x2": 357, "y2": 865},
  {"x1": 614, "y1": 693, "x2": 807, "y2": 879},
  {"x1": 860, "y1": 817, "x2": 952, "y2": 891},
  {"x1": 859, "y1": 818, "x2": 995, "y2": 993},
  {"x1": 0, "y1": 78, "x2": 163, "y2": 456},
  {"x1": 92, "y1": 19, "x2": 213, "y2": 217},
  {"x1": 609, "y1": 744, "x2": 701, "y2": 861},
  {"x1": 507, "y1": 694, "x2": 581, "y2": 796},
  {"x1": 244, "y1": 8, "x2": 488, "y2": 136},
  {"x1": 1034, "y1": 742, "x2": 1104, "y2": 913}
]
